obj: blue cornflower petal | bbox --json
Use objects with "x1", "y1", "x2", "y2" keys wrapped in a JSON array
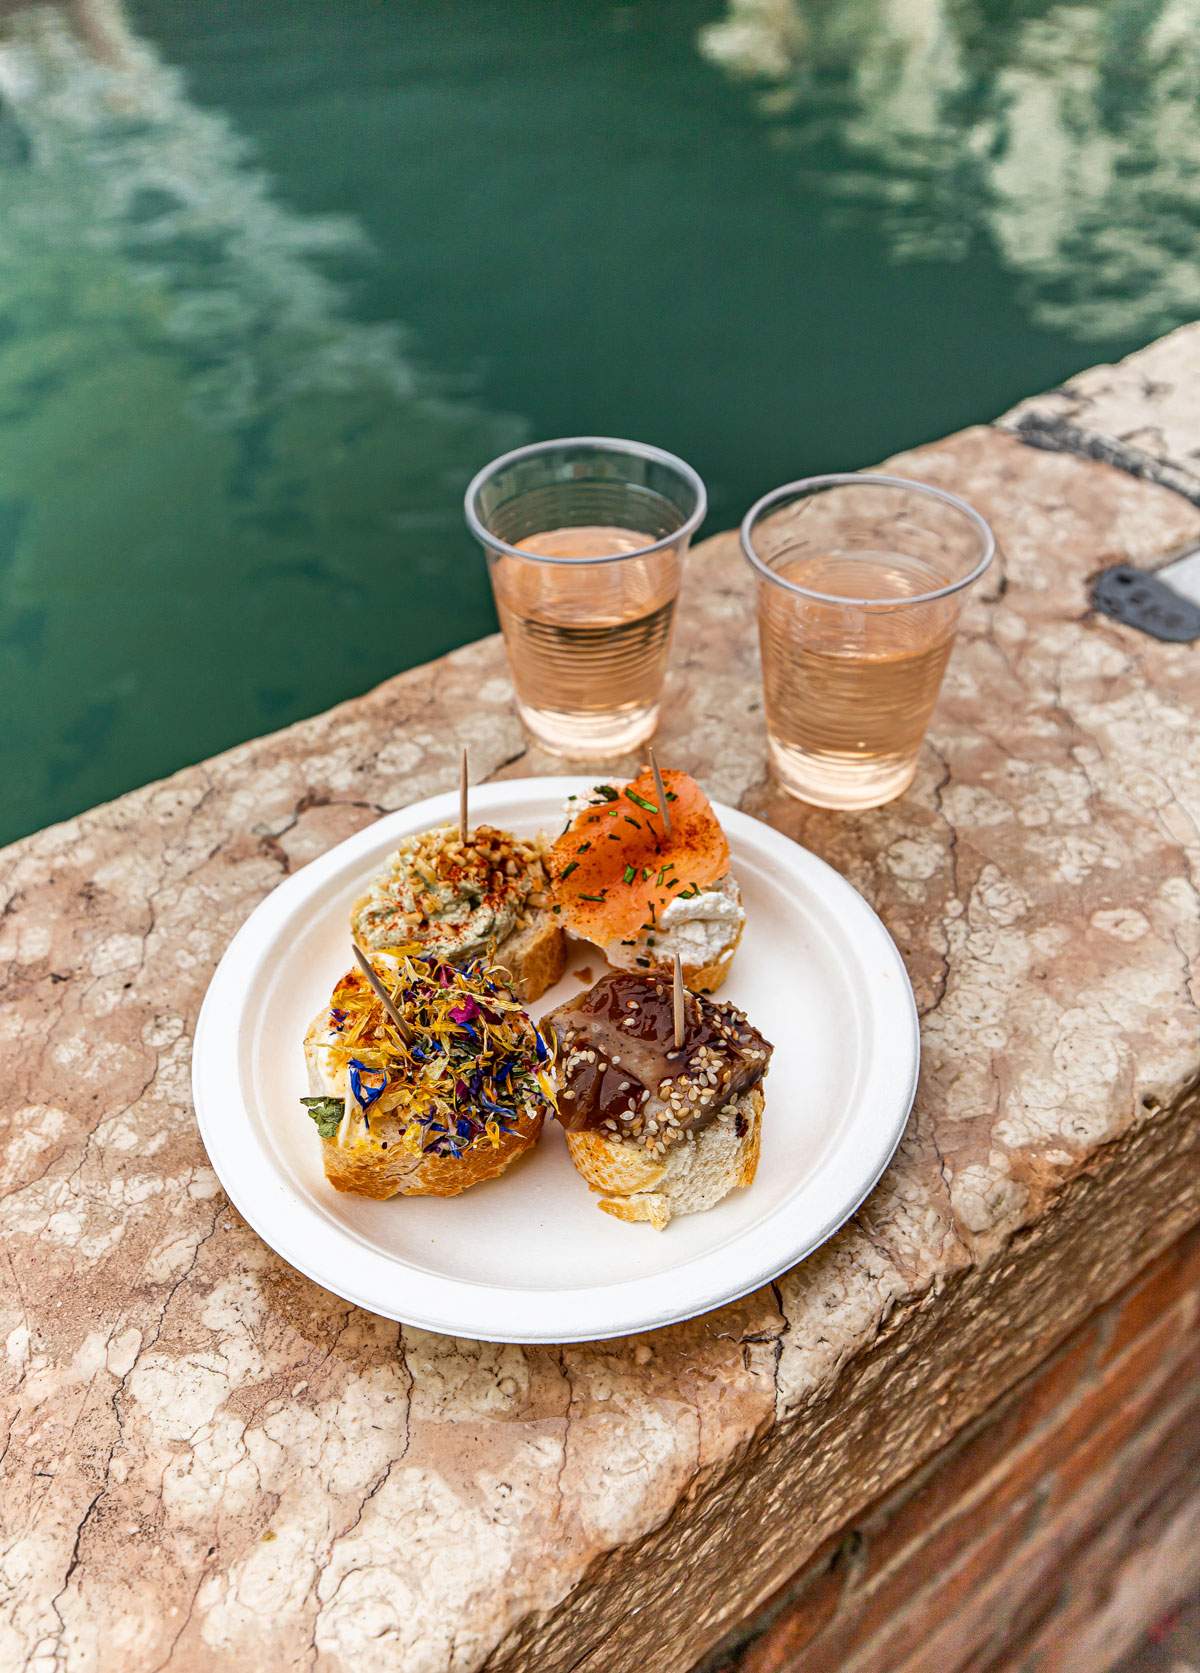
[{"x1": 348, "y1": 1059, "x2": 386, "y2": 1109}]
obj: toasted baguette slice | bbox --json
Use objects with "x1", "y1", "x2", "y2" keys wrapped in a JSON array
[
  {"x1": 565, "y1": 1086, "x2": 763, "y2": 1230},
  {"x1": 304, "y1": 1011, "x2": 543, "y2": 1199},
  {"x1": 493, "y1": 911, "x2": 567, "y2": 1003},
  {"x1": 676, "y1": 917, "x2": 744, "y2": 995},
  {"x1": 349, "y1": 895, "x2": 565, "y2": 1004},
  {"x1": 606, "y1": 918, "x2": 743, "y2": 994},
  {"x1": 605, "y1": 913, "x2": 743, "y2": 995},
  {"x1": 600, "y1": 884, "x2": 745, "y2": 994}
]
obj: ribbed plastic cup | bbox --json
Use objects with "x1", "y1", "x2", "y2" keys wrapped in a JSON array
[
  {"x1": 741, "y1": 474, "x2": 994, "y2": 809},
  {"x1": 465, "y1": 438, "x2": 706, "y2": 757}
]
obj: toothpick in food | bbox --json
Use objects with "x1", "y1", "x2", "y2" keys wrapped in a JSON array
[
  {"x1": 351, "y1": 941, "x2": 414, "y2": 1044},
  {"x1": 459, "y1": 746, "x2": 469, "y2": 844},
  {"x1": 648, "y1": 745, "x2": 672, "y2": 839}
]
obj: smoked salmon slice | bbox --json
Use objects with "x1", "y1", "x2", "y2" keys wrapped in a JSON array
[{"x1": 549, "y1": 769, "x2": 731, "y2": 944}]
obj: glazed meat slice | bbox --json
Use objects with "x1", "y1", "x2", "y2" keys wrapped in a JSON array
[{"x1": 546, "y1": 970, "x2": 772, "y2": 1152}]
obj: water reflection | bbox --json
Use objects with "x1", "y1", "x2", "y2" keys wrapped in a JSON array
[
  {"x1": 0, "y1": 3, "x2": 518, "y2": 842},
  {"x1": 699, "y1": 0, "x2": 1200, "y2": 339}
]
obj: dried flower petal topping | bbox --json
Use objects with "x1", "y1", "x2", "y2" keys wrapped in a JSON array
[{"x1": 312, "y1": 945, "x2": 557, "y2": 1160}]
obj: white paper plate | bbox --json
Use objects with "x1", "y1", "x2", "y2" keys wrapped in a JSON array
[{"x1": 192, "y1": 777, "x2": 917, "y2": 1343}]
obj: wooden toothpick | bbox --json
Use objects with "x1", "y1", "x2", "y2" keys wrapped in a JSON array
[
  {"x1": 352, "y1": 941, "x2": 413, "y2": 1044},
  {"x1": 459, "y1": 746, "x2": 469, "y2": 843},
  {"x1": 649, "y1": 746, "x2": 671, "y2": 839},
  {"x1": 672, "y1": 953, "x2": 685, "y2": 1050}
]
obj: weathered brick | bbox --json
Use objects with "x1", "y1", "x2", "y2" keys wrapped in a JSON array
[
  {"x1": 713, "y1": 1217, "x2": 1200, "y2": 1673},
  {"x1": 900, "y1": 1375, "x2": 1200, "y2": 1672},
  {"x1": 839, "y1": 1293, "x2": 1189, "y2": 1647},
  {"x1": 846, "y1": 1322, "x2": 1100, "y2": 1589},
  {"x1": 844, "y1": 1500, "x2": 1038, "y2": 1673},
  {"x1": 1045, "y1": 1343, "x2": 1200, "y2": 1516},
  {"x1": 1098, "y1": 1221, "x2": 1200, "y2": 1368},
  {"x1": 734, "y1": 1554, "x2": 848, "y2": 1673},
  {"x1": 986, "y1": 1434, "x2": 1200, "y2": 1673},
  {"x1": 1022, "y1": 1304, "x2": 1191, "y2": 1477}
]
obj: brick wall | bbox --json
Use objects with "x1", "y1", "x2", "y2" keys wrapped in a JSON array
[{"x1": 700, "y1": 1223, "x2": 1200, "y2": 1673}]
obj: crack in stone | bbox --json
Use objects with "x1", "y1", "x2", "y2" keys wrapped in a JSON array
[
  {"x1": 303, "y1": 1320, "x2": 414, "y2": 1661},
  {"x1": 928, "y1": 1126, "x2": 955, "y2": 1211},
  {"x1": 921, "y1": 738, "x2": 956, "y2": 1020},
  {"x1": 148, "y1": 1566, "x2": 206, "y2": 1673},
  {"x1": 767, "y1": 1280, "x2": 790, "y2": 1417},
  {"x1": 255, "y1": 793, "x2": 391, "y2": 875},
  {"x1": 484, "y1": 744, "x2": 530, "y2": 778},
  {"x1": 1169, "y1": 926, "x2": 1199, "y2": 1019},
  {"x1": 1006, "y1": 412, "x2": 1200, "y2": 508},
  {"x1": 40, "y1": 1195, "x2": 228, "y2": 1653},
  {"x1": 552, "y1": 1347, "x2": 574, "y2": 1528},
  {"x1": 46, "y1": 1480, "x2": 106, "y2": 1655}
]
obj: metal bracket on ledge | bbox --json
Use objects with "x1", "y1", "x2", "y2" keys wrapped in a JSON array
[{"x1": 1092, "y1": 555, "x2": 1200, "y2": 643}]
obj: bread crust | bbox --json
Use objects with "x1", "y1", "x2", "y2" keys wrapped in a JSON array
[
  {"x1": 304, "y1": 1010, "x2": 544, "y2": 1199},
  {"x1": 564, "y1": 1085, "x2": 763, "y2": 1229},
  {"x1": 497, "y1": 912, "x2": 567, "y2": 1003},
  {"x1": 679, "y1": 917, "x2": 745, "y2": 994},
  {"x1": 581, "y1": 897, "x2": 745, "y2": 994},
  {"x1": 348, "y1": 897, "x2": 565, "y2": 1004}
]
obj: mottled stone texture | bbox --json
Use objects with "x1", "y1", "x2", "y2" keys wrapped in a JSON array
[
  {"x1": 2, "y1": 336, "x2": 1200, "y2": 1673},
  {"x1": 1001, "y1": 320, "x2": 1200, "y2": 506},
  {"x1": 701, "y1": 1222, "x2": 1200, "y2": 1673}
]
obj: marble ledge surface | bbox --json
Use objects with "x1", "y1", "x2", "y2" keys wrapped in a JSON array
[
  {"x1": 1001, "y1": 319, "x2": 1200, "y2": 506},
  {"x1": 3, "y1": 340, "x2": 1200, "y2": 1672}
]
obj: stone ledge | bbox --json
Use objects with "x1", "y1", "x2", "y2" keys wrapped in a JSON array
[
  {"x1": 701, "y1": 1220, "x2": 1200, "y2": 1673},
  {"x1": 1000, "y1": 320, "x2": 1200, "y2": 508},
  {"x1": 2, "y1": 332, "x2": 1199, "y2": 1673},
  {"x1": 495, "y1": 1080, "x2": 1200, "y2": 1672}
]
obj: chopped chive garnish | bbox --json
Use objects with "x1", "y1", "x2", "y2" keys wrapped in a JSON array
[
  {"x1": 594, "y1": 785, "x2": 619, "y2": 801},
  {"x1": 623, "y1": 864, "x2": 636, "y2": 883},
  {"x1": 579, "y1": 892, "x2": 607, "y2": 903},
  {"x1": 578, "y1": 841, "x2": 591, "y2": 852},
  {"x1": 560, "y1": 860, "x2": 579, "y2": 880},
  {"x1": 623, "y1": 815, "x2": 642, "y2": 830},
  {"x1": 666, "y1": 790, "x2": 678, "y2": 801},
  {"x1": 642, "y1": 867, "x2": 652, "y2": 880},
  {"x1": 625, "y1": 790, "x2": 660, "y2": 815}
]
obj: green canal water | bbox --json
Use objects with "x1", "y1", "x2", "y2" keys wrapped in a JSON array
[{"x1": 2, "y1": 0, "x2": 1198, "y2": 844}]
